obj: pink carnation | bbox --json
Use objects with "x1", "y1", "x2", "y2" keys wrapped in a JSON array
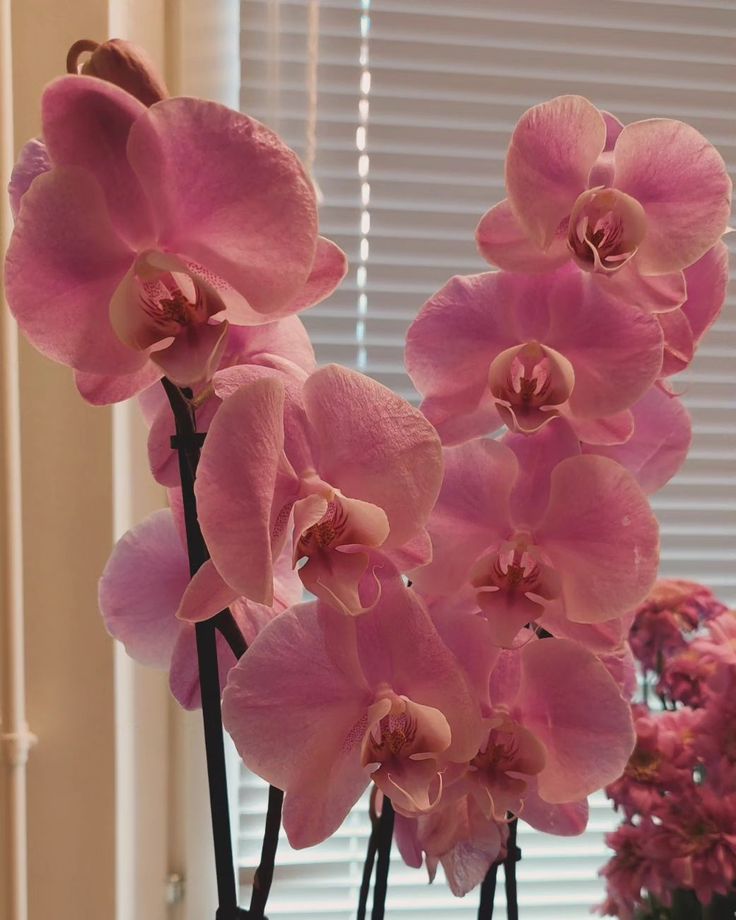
[
  {"x1": 629, "y1": 580, "x2": 726, "y2": 672},
  {"x1": 606, "y1": 707, "x2": 697, "y2": 819},
  {"x1": 599, "y1": 819, "x2": 672, "y2": 917},
  {"x1": 647, "y1": 788, "x2": 736, "y2": 905}
]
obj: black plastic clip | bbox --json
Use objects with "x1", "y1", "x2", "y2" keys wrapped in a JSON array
[{"x1": 170, "y1": 432, "x2": 207, "y2": 450}]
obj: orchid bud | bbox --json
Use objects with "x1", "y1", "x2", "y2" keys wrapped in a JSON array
[{"x1": 66, "y1": 38, "x2": 169, "y2": 107}]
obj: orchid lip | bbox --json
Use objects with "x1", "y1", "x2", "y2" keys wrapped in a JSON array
[
  {"x1": 488, "y1": 342, "x2": 575, "y2": 434},
  {"x1": 567, "y1": 187, "x2": 647, "y2": 274}
]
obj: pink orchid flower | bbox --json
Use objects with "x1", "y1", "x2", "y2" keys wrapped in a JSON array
[
  {"x1": 5, "y1": 76, "x2": 347, "y2": 400},
  {"x1": 396, "y1": 634, "x2": 632, "y2": 895},
  {"x1": 485, "y1": 637, "x2": 635, "y2": 805},
  {"x1": 405, "y1": 266, "x2": 663, "y2": 445},
  {"x1": 178, "y1": 365, "x2": 442, "y2": 617},
  {"x1": 412, "y1": 616, "x2": 633, "y2": 811},
  {"x1": 138, "y1": 318, "x2": 316, "y2": 487},
  {"x1": 476, "y1": 96, "x2": 731, "y2": 314},
  {"x1": 98, "y1": 504, "x2": 301, "y2": 709},
  {"x1": 412, "y1": 429, "x2": 659, "y2": 647},
  {"x1": 221, "y1": 578, "x2": 483, "y2": 848}
]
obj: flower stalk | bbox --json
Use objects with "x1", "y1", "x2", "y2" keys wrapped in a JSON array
[{"x1": 164, "y1": 377, "x2": 241, "y2": 917}]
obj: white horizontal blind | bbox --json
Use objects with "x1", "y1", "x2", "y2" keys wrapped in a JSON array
[{"x1": 236, "y1": 0, "x2": 736, "y2": 917}]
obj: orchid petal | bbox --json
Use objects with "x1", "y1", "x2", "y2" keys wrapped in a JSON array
[
  {"x1": 475, "y1": 199, "x2": 569, "y2": 272},
  {"x1": 222, "y1": 602, "x2": 372, "y2": 848},
  {"x1": 506, "y1": 95, "x2": 606, "y2": 249},
  {"x1": 519, "y1": 781, "x2": 589, "y2": 835},
  {"x1": 169, "y1": 625, "x2": 237, "y2": 711},
  {"x1": 545, "y1": 271, "x2": 664, "y2": 418},
  {"x1": 5, "y1": 166, "x2": 142, "y2": 375},
  {"x1": 516, "y1": 638, "x2": 635, "y2": 802},
  {"x1": 151, "y1": 319, "x2": 229, "y2": 387},
  {"x1": 537, "y1": 456, "x2": 659, "y2": 622},
  {"x1": 196, "y1": 377, "x2": 296, "y2": 605},
  {"x1": 411, "y1": 439, "x2": 517, "y2": 596},
  {"x1": 286, "y1": 237, "x2": 348, "y2": 314},
  {"x1": 613, "y1": 118, "x2": 732, "y2": 274},
  {"x1": 99, "y1": 509, "x2": 187, "y2": 668},
  {"x1": 680, "y1": 240, "x2": 730, "y2": 346},
  {"x1": 571, "y1": 410, "x2": 634, "y2": 447},
  {"x1": 356, "y1": 578, "x2": 483, "y2": 762},
  {"x1": 74, "y1": 362, "x2": 162, "y2": 406},
  {"x1": 426, "y1": 393, "x2": 504, "y2": 448},
  {"x1": 406, "y1": 272, "x2": 527, "y2": 409},
  {"x1": 127, "y1": 98, "x2": 318, "y2": 315},
  {"x1": 601, "y1": 261, "x2": 686, "y2": 314},
  {"x1": 9, "y1": 138, "x2": 50, "y2": 219},
  {"x1": 176, "y1": 559, "x2": 239, "y2": 623},
  {"x1": 303, "y1": 365, "x2": 443, "y2": 548},
  {"x1": 42, "y1": 76, "x2": 154, "y2": 247},
  {"x1": 223, "y1": 315, "x2": 316, "y2": 377},
  {"x1": 147, "y1": 386, "x2": 220, "y2": 488},
  {"x1": 657, "y1": 308, "x2": 694, "y2": 377},
  {"x1": 504, "y1": 422, "x2": 581, "y2": 529},
  {"x1": 584, "y1": 385, "x2": 691, "y2": 495}
]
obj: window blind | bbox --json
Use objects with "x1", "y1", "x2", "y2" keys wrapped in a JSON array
[{"x1": 235, "y1": 0, "x2": 736, "y2": 916}]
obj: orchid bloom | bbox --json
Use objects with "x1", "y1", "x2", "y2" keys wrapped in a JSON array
[
  {"x1": 406, "y1": 266, "x2": 664, "y2": 445},
  {"x1": 412, "y1": 426, "x2": 659, "y2": 646},
  {"x1": 5, "y1": 76, "x2": 347, "y2": 402},
  {"x1": 477, "y1": 96, "x2": 731, "y2": 313},
  {"x1": 221, "y1": 578, "x2": 483, "y2": 847},
  {"x1": 177, "y1": 365, "x2": 442, "y2": 618},
  {"x1": 98, "y1": 504, "x2": 301, "y2": 709},
  {"x1": 485, "y1": 637, "x2": 636, "y2": 804},
  {"x1": 394, "y1": 634, "x2": 632, "y2": 895},
  {"x1": 447, "y1": 632, "x2": 634, "y2": 815}
]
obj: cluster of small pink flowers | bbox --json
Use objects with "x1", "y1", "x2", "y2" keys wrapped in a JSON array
[
  {"x1": 5, "y1": 42, "x2": 732, "y2": 898},
  {"x1": 628, "y1": 579, "x2": 726, "y2": 673},
  {"x1": 600, "y1": 582, "x2": 736, "y2": 917}
]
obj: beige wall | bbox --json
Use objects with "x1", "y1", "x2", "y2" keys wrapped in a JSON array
[
  {"x1": 10, "y1": 1, "x2": 117, "y2": 915},
  {"x1": 1, "y1": 2, "x2": 170, "y2": 919}
]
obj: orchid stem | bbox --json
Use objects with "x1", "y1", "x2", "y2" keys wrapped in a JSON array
[
  {"x1": 163, "y1": 377, "x2": 242, "y2": 918},
  {"x1": 370, "y1": 797, "x2": 394, "y2": 920},
  {"x1": 478, "y1": 863, "x2": 498, "y2": 918},
  {"x1": 249, "y1": 784, "x2": 284, "y2": 917},
  {"x1": 478, "y1": 817, "x2": 520, "y2": 920},
  {"x1": 503, "y1": 818, "x2": 520, "y2": 920},
  {"x1": 357, "y1": 791, "x2": 381, "y2": 920},
  {"x1": 357, "y1": 826, "x2": 378, "y2": 920}
]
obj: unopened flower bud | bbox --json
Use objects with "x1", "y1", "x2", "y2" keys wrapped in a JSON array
[{"x1": 66, "y1": 38, "x2": 169, "y2": 107}]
